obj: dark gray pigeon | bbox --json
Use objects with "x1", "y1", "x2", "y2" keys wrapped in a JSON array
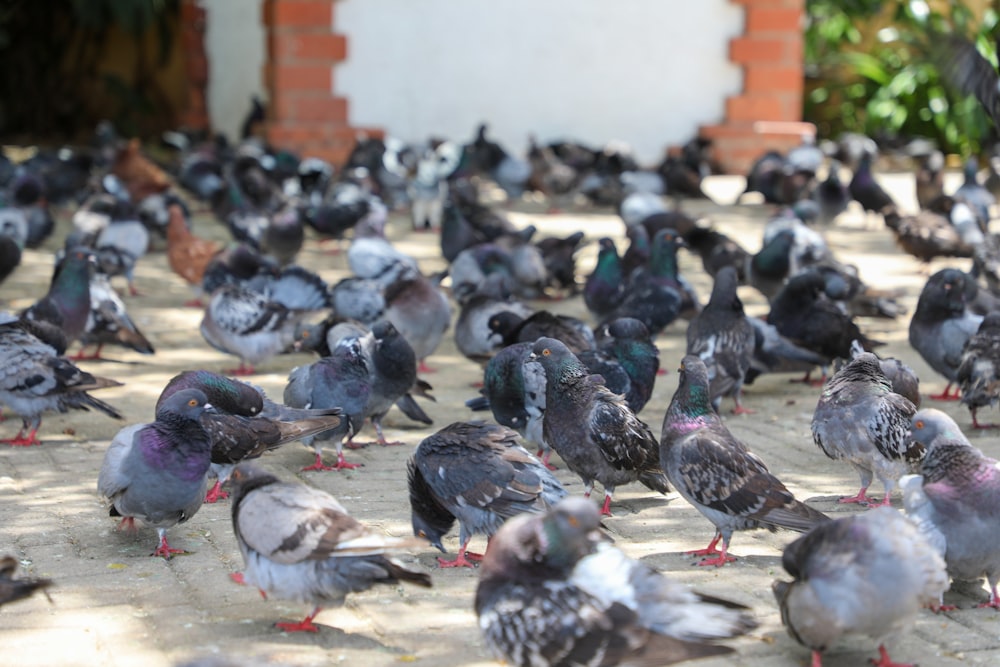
[
  {"x1": 529, "y1": 337, "x2": 669, "y2": 516},
  {"x1": 580, "y1": 316, "x2": 660, "y2": 414},
  {"x1": 407, "y1": 420, "x2": 566, "y2": 568},
  {"x1": 773, "y1": 507, "x2": 947, "y2": 667},
  {"x1": 0, "y1": 317, "x2": 124, "y2": 446},
  {"x1": 909, "y1": 268, "x2": 983, "y2": 400},
  {"x1": 811, "y1": 352, "x2": 922, "y2": 506},
  {"x1": 228, "y1": 463, "x2": 431, "y2": 633},
  {"x1": 660, "y1": 355, "x2": 829, "y2": 567},
  {"x1": 0, "y1": 555, "x2": 52, "y2": 608},
  {"x1": 21, "y1": 246, "x2": 93, "y2": 349},
  {"x1": 476, "y1": 497, "x2": 757, "y2": 667},
  {"x1": 98, "y1": 388, "x2": 215, "y2": 559},
  {"x1": 743, "y1": 316, "x2": 828, "y2": 385},
  {"x1": 957, "y1": 311, "x2": 1000, "y2": 428},
  {"x1": 685, "y1": 266, "x2": 755, "y2": 415},
  {"x1": 902, "y1": 408, "x2": 1000, "y2": 609}
]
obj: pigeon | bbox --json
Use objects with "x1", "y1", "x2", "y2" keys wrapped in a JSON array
[
  {"x1": 0, "y1": 317, "x2": 124, "y2": 446},
  {"x1": 902, "y1": 408, "x2": 1000, "y2": 609},
  {"x1": 407, "y1": 421, "x2": 566, "y2": 568},
  {"x1": 156, "y1": 370, "x2": 348, "y2": 502},
  {"x1": 76, "y1": 271, "x2": 155, "y2": 360},
  {"x1": 346, "y1": 210, "x2": 417, "y2": 289},
  {"x1": 813, "y1": 160, "x2": 850, "y2": 224},
  {"x1": 476, "y1": 497, "x2": 757, "y2": 667},
  {"x1": 529, "y1": 337, "x2": 669, "y2": 516},
  {"x1": 97, "y1": 388, "x2": 215, "y2": 559},
  {"x1": 454, "y1": 274, "x2": 534, "y2": 367},
  {"x1": 811, "y1": 352, "x2": 922, "y2": 506},
  {"x1": 848, "y1": 152, "x2": 896, "y2": 219},
  {"x1": 489, "y1": 309, "x2": 594, "y2": 355},
  {"x1": 534, "y1": 230, "x2": 585, "y2": 296},
  {"x1": 381, "y1": 266, "x2": 452, "y2": 373},
  {"x1": 954, "y1": 156, "x2": 995, "y2": 226},
  {"x1": 166, "y1": 203, "x2": 223, "y2": 306},
  {"x1": 621, "y1": 223, "x2": 652, "y2": 279},
  {"x1": 743, "y1": 316, "x2": 829, "y2": 385},
  {"x1": 21, "y1": 246, "x2": 93, "y2": 349},
  {"x1": 682, "y1": 225, "x2": 750, "y2": 283},
  {"x1": 957, "y1": 311, "x2": 1000, "y2": 428},
  {"x1": 579, "y1": 317, "x2": 660, "y2": 414},
  {"x1": 583, "y1": 237, "x2": 626, "y2": 320},
  {"x1": 660, "y1": 355, "x2": 829, "y2": 566},
  {"x1": 748, "y1": 228, "x2": 795, "y2": 302},
  {"x1": 685, "y1": 266, "x2": 755, "y2": 415},
  {"x1": 882, "y1": 199, "x2": 975, "y2": 267},
  {"x1": 909, "y1": 268, "x2": 983, "y2": 400},
  {"x1": 201, "y1": 243, "x2": 278, "y2": 297},
  {"x1": 772, "y1": 507, "x2": 947, "y2": 667},
  {"x1": 228, "y1": 463, "x2": 431, "y2": 633},
  {"x1": 199, "y1": 284, "x2": 310, "y2": 375},
  {"x1": 767, "y1": 270, "x2": 882, "y2": 383},
  {"x1": 0, "y1": 555, "x2": 52, "y2": 608},
  {"x1": 465, "y1": 342, "x2": 546, "y2": 448},
  {"x1": 915, "y1": 150, "x2": 946, "y2": 210}
]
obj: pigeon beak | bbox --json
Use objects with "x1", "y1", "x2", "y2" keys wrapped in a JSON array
[
  {"x1": 203, "y1": 403, "x2": 217, "y2": 414},
  {"x1": 430, "y1": 539, "x2": 446, "y2": 554}
]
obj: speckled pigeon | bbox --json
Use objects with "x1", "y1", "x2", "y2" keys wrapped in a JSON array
[
  {"x1": 685, "y1": 266, "x2": 755, "y2": 415},
  {"x1": 476, "y1": 497, "x2": 757, "y2": 667},
  {"x1": 407, "y1": 420, "x2": 566, "y2": 568},
  {"x1": 660, "y1": 355, "x2": 829, "y2": 566},
  {"x1": 957, "y1": 311, "x2": 1000, "y2": 428},
  {"x1": 901, "y1": 408, "x2": 1000, "y2": 609},
  {"x1": 228, "y1": 463, "x2": 431, "y2": 633},
  {"x1": 0, "y1": 317, "x2": 124, "y2": 446},
  {"x1": 773, "y1": 507, "x2": 947, "y2": 667},
  {"x1": 848, "y1": 339, "x2": 921, "y2": 408},
  {"x1": 811, "y1": 352, "x2": 922, "y2": 506},
  {"x1": 98, "y1": 388, "x2": 215, "y2": 559},
  {"x1": 529, "y1": 337, "x2": 669, "y2": 516},
  {"x1": 909, "y1": 268, "x2": 983, "y2": 400}
]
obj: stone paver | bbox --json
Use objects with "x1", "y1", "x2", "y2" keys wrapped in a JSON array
[{"x1": 1, "y1": 170, "x2": 998, "y2": 667}]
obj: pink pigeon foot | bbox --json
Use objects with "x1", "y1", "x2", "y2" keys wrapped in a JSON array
[
  {"x1": 204, "y1": 480, "x2": 229, "y2": 503},
  {"x1": 930, "y1": 383, "x2": 960, "y2": 401},
  {"x1": 151, "y1": 535, "x2": 186, "y2": 560},
  {"x1": 2, "y1": 429, "x2": 41, "y2": 446},
  {"x1": 226, "y1": 363, "x2": 256, "y2": 376},
  {"x1": 116, "y1": 517, "x2": 138, "y2": 534},
  {"x1": 300, "y1": 452, "x2": 361, "y2": 472},
  {"x1": 276, "y1": 608, "x2": 322, "y2": 633},
  {"x1": 838, "y1": 488, "x2": 876, "y2": 505},
  {"x1": 230, "y1": 572, "x2": 267, "y2": 598},
  {"x1": 731, "y1": 404, "x2": 755, "y2": 416},
  {"x1": 68, "y1": 345, "x2": 106, "y2": 361},
  {"x1": 599, "y1": 495, "x2": 614, "y2": 517},
  {"x1": 869, "y1": 644, "x2": 912, "y2": 667},
  {"x1": 437, "y1": 551, "x2": 484, "y2": 568},
  {"x1": 417, "y1": 360, "x2": 436, "y2": 374},
  {"x1": 183, "y1": 298, "x2": 205, "y2": 308}
]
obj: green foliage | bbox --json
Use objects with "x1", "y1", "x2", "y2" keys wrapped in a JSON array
[{"x1": 805, "y1": 0, "x2": 997, "y2": 155}]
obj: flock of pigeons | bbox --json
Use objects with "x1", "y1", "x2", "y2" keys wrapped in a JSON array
[{"x1": 5, "y1": 56, "x2": 1000, "y2": 664}]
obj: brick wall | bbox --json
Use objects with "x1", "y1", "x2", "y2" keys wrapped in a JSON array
[
  {"x1": 701, "y1": 0, "x2": 810, "y2": 174},
  {"x1": 179, "y1": 0, "x2": 209, "y2": 132}
]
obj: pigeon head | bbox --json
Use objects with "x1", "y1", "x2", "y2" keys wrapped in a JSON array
[
  {"x1": 601, "y1": 317, "x2": 650, "y2": 342},
  {"x1": 371, "y1": 320, "x2": 397, "y2": 341},
  {"x1": 671, "y1": 355, "x2": 715, "y2": 417},
  {"x1": 154, "y1": 388, "x2": 214, "y2": 423},
  {"x1": 707, "y1": 266, "x2": 743, "y2": 312},
  {"x1": 406, "y1": 459, "x2": 454, "y2": 553},
  {"x1": 915, "y1": 269, "x2": 976, "y2": 319},
  {"x1": 158, "y1": 370, "x2": 263, "y2": 417},
  {"x1": 649, "y1": 229, "x2": 683, "y2": 279},
  {"x1": 487, "y1": 311, "x2": 525, "y2": 338},
  {"x1": 910, "y1": 408, "x2": 965, "y2": 448},
  {"x1": 538, "y1": 497, "x2": 603, "y2": 569},
  {"x1": 530, "y1": 337, "x2": 588, "y2": 381}
]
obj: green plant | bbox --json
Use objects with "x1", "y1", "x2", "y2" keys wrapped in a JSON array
[{"x1": 805, "y1": 0, "x2": 997, "y2": 155}]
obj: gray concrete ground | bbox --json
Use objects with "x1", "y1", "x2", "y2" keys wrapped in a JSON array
[{"x1": 1, "y1": 170, "x2": 998, "y2": 667}]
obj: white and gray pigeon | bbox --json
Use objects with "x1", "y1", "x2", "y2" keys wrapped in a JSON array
[
  {"x1": 0, "y1": 317, "x2": 124, "y2": 446},
  {"x1": 407, "y1": 420, "x2": 566, "y2": 568},
  {"x1": 811, "y1": 351, "x2": 922, "y2": 506},
  {"x1": 200, "y1": 284, "x2": 311, "y2": 375},
  {"x1": 660, "y1": 355, "x2": 829, "y2": 567},
  {"x1": 956, "y1": 311, "x2": 1000, "y2": 428},
  {"x1": 476, "y1": 496, "x2": 757, "y2": 667},
  {"x1": 685, "y1": 266, "x2": 755, "y2": 415},
  {"x1": 454, "y1": 273, "x2": 533, "y2": 367},
  {"x1": 530, "y1": 337, "x2": 670, "y2": 517},
  {"x1": 98, "y1": 388, "x2": 215, "y2": 559},
  {"x1": 76, "y1": 270, "x2": 155, "y2": 360},
  {"x1": 773, "y1": 507, "x2": 947, "y2": 667},
  {"x1": 909, "y1": 268, "x2": 983, "y2": 400},
  {"x1": 848, "y1": 338, "x2": 921, "y2": 408},
  {"x1": 901, "y1": 408, "x2": 1000, "y2": 609},
  {"x1": 347, "y1": 210, "x2": 418, "y2": 289},
  {"x1": 228, "y1": 463, "x2": 431, "y2": 633}
]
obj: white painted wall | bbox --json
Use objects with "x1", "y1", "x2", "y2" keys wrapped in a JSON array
[
  {"x1": 335, "y1": 0, "x2": 744, "y2": 164},
  {"x1": 203, "y1": 0, "x2": 267, "y2": 142}
]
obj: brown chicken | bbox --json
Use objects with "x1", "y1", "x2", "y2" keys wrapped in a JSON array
[
  {"x1": 166, "y1": 203, "x2": 222, "y2": 307},
  {"x1": 112, "y1": 138, "x2": 171, "y2": 201}
]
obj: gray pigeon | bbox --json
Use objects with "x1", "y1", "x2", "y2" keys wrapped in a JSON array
[
  {"x1": 773, "y1": 507, "x2": 947, "y2": 667},
  {"x1": 909, "y1": 268, "x2": 983, "y2": 400},
  {"x1": 811, "y1": 352, "x2": 922, "y2": 506},
  {"x1": 685, "y1": 266, "x2": 755, "y2": 415},
  {"x1": 381, "y1": 265, "x2": 452, "y2": 373},
  {"x1": 228, "y1": 463, "x2": 431, "y2": 633},
  {"x1": 0, "y1": 317, "x2": 124, "y2": 446},
  {"x1": 21, "y1": 246, "x2": 93, "y2": 349},
  {"x1": 200, "y1": 284, "x2": 310, "y2": 375},
  {"x1": 407, "y1": 421, "x2": 566, "y2": 568},
  {"x1": 98, "y1": 388, "x2": 215, "y2": 559},
  {"x1": 76, "y1": 271, "x2": 155, "y2": 360},
  {"x1": 0, "y1": 555, "x2": 52, "y2": 608},
  {"x1": 901, "y1": 408, "x2": 1000, "y2": 609},
  {"x1": 454, "y1": 273, "x2": 533, "y2": 367},
  {"x1": 743, "y1": 315, "x2": 828, "y2": 384},
  {"x1": 530, "y1": 337, "x2": 669, "y2": 516},
  {"x1": 660, "y1": 355, "x2": 829, "y2": 566},
  {"x1": 476, "y1": 497, "x2": 757, "y2": 667},
  {"x1": 848, "y1": 339, "x2": 921, "y2": 408},
  {"x1": 957, "y1": 311, "x2": 1000, "y2": 428}
]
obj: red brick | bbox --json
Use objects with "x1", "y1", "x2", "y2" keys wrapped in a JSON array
[
  {"x1": 269, "y1": 64, "x2": 332, "y2": 92},
  {"x1": 268, "y1": 1, "x2": 332, "y2": 27},
  {"x1": 271, "y1": 33, "x2": 347, "y2": 61},
  {"x1": 726, "y1": 95, "x2": 786, "y2": 122},
  {"x1": 272, "y1": 94, "x2": 348, "y2": 123},
  {"x1": 745, "y1": 65, "x2": 803, "y2": 93},
  {"x1": 729, "y1": 37, "x2": 789, "y2": 63},
  {"x1": 746, "y1": 7, "x2": 803, "y2": 33}
]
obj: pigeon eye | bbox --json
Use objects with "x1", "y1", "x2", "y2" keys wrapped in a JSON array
[
  {"x1": 915, "y1": 420, "x2": 924, "y2": 429},
  {"x1": 188, "y1": 399, "x2": 198, "y2": 407},
  {"x1": 567, "y1": 516, "x2": 579, "y2": 527},
  {"x1": 542, "y1": 349, "x2": 551, "y2": 356},
  {"x1": 418, "y1": 530, "x2": 426, "y2": 538}
]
